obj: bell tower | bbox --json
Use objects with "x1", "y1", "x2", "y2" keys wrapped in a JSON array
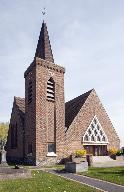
[{"x1": 24, "y1": 21, "x2": 65, "y2": 165}]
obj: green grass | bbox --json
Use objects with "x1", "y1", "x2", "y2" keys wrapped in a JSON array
[
  {"x1": 81, "y1": 167, "x2": 124, "y2": 186},
  {"x1": 0, "y1": 170, "x2": 99, "y2": 192}
]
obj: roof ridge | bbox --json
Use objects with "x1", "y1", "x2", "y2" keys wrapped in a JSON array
[{"x1": 65, "y1": 89, "x2": 93, "y2": 104}]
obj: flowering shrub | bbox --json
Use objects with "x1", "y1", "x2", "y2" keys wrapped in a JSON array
[
  {"x1": 75, "y1": 149, "x2": 86, "y2": 157},
  {"x1": 108, "y1": 148, "x2": 118, "y2": 155}
]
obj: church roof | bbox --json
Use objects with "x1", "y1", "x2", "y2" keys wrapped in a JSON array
[
  {"x1": 35, "y1": 21, "x2": 54, "y2": 63},
  {"x1": 65, "y1": 89, "x2": 93, "y2": 129},
  {"x1": 14, "y1": 97, "x2": 25, "y2": 114}
]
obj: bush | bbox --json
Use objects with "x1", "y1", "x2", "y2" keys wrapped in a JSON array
[
  {"x1": 108, "y1": 148, "x2": 118, "y2": 155},
  {"x1": 116, "y1": 150, "x2": 123, "y2": 156},
  {"x1": 75, "y1": 149, "x2": 86, "y2": 157}
]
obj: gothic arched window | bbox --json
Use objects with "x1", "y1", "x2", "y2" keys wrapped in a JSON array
[{"x1": 47, "y1": 78, "x2": 55, "y2": 101}]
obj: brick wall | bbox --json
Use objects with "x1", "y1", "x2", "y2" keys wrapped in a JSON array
[
  {"x1": 65, "y1": 89, "x2": 120, "y2": 155},
  {"x1": 24, "y1": 62, "x2": 36, "y2": 164},
  {"x1": 35, "y1": 58, "x2": 65, "y2": 163},
  {"x1": 24, "y1": 58, "x2": 65, "y2": 164},
  {"x1": 7, "y1": 101, "x2": 24, "y2": 162}
]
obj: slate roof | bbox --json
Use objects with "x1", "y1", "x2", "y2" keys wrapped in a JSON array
[
  {"x1": 14, "y1": 97, "x2": 25, "y2": 114},
  {"x1": 65, "y1": 89, "x2": 93, "y2": 129}
]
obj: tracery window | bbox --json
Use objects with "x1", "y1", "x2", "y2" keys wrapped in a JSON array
[{"x1": 83, "y1": 116, "x2": 108, "y2": 143}]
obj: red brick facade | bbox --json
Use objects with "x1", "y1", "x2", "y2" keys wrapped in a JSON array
[
  {"x1": 23, "y1": 57, "x2": 65, "y2": 165},
  {"x1": 7, "y1": 97, "x2": 25, "y2": 162},
  {"x1": 65, "y1": 89, "x2": 120, "y2": 155},
  {"x1": 7, "y1": 21, "x2": 120, "y2": 165}
]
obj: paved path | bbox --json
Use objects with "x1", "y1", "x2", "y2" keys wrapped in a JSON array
[{"x1": 47, "y1": 169, "x2": 124, "y2": 192}]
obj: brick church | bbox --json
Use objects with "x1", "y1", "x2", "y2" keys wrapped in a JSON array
[{"x1": 6, "y1": 20, "x2": 120, "y2": 165}]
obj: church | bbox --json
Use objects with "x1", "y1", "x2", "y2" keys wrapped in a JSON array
[{"x1": 6, "y1": 20, "x2": 120, "y2": 165}]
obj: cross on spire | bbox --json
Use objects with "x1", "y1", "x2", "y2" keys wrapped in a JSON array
[{"x1": 42, "y1": 7, "x2": 46, "y2": 16}]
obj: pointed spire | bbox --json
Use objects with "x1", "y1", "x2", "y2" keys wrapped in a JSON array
[{"x1": 35, "y1": 21, "x2": 54, "y2": 63}]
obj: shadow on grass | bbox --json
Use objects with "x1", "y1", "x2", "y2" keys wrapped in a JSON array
[
  {"x1": 95, "y1": 170, "x2": 124, "y2": 176},
  {"x1": 50, "y1": 168, "x2": 68, "y2": 175}
]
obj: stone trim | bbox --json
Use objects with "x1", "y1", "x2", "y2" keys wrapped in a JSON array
[{"x1": 46, "y1": 152, "x2": 57, "y2": 157}]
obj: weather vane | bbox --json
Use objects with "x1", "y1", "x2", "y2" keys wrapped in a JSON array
[{"x1": 42, "y1": 7, "x2": 46, "y2": 16}]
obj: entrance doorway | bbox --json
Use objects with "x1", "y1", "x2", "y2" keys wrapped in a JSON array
[{"x1": 84, "y1": 145, "x2": 107, "y2": 156}]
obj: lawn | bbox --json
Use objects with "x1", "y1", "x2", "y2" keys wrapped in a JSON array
[
  {"x1": 81, "y1": 166, "x2": 124, "y2": 186},
  {"x1": 0, "y1": 170, "x2": 99, "y2": 192}
]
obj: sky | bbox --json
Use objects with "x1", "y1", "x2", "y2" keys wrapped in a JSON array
[{"x1": 0, "y1": 0, "x2": 124, "y2": 146}]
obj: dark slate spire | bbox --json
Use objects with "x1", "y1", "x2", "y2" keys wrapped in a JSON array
[{"x1": 35, "y1": 21, "x2": 54, "y2": 63}]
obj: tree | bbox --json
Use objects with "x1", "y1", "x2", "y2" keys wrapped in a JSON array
[{"x1": 0, "y1": 122, "x2": 9, "y2": 149}]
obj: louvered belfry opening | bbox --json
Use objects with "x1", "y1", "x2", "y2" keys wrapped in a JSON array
[
  {"x1": 28, "y1": 81, "x2": 33, "y2": 104},
  {"x1": 47, "y1": 78, "x2": 55, "y2": 101}
]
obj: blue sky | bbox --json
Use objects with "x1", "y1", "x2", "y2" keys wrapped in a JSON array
[{"x1": 0, "y1": 0, "x2": 124, "y2": 146}]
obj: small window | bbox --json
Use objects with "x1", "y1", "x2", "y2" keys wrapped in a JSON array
[
  {"x1": 88, "y1": 129, "x2": 92, "y2": 135},
  {"x1": 28, "y1": 143, "x2": 32, "y2": 154},
  {"x1": 28, "y1": 81, "x2": 32, "y2": 104},
  {"x1": 100, "y1": 130, "x2": 103, "y2": 135},
  {"x1": 97, "y1": 136, "x2": 101, "y2": 141},
  {"x1": 48, "y1": 143, "x2": 56, "y2": 153},
  {"x1": 11, "y1": 125, "x2": 14, "y2": 149},
  {"x1": 47, "y1": 78, "x2": 55, "y2": 101},
  {"x1": 97, "y1": 125, "x2": 100, "y2": 130},
  {"x1": 91, "y1": 135, "x2": 95, "y2": 141},
  {"x1": 91, "y1": 124, "x2": 94, "y2": 129},
  {"x1": 94, "y1": 130, "x2": 97, "y2": 136},
  {"x1": 84, "y1": 135, "x2": 89, "y2": 141},
  {"x1": 11, "y1": 123, "x2": 17, "y2": 149},
  {"x1": 102, "y1": 136, "x2": 106, "y2": 141},
  {"x1": 94, "y1": 119, "x2": 97, "y2": 124}
]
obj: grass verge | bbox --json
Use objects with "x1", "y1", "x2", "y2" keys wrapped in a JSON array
[
  {"x1": 0, "y1": 170, "x2": 100, "y2": 192},
  {"x1": 80, "y1": 166, "x2": 124, "y2": 186}
]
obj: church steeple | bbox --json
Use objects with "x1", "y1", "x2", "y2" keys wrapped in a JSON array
[{"x1": 35, "y1": 21, "x2": 54, "y2": 63}]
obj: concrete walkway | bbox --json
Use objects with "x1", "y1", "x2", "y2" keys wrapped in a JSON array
[{"x1": 47, "y1": 169, "x2": 124, "y2": 192}]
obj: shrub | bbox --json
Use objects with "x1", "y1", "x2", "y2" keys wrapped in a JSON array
[
  {"x1": 116, "y1": 150, "x2": 123, "y2": 156},
  {"x1": 75, "y1": 149, "x2": 86, "y2": 157},
  {"x1": 108, "y1": 148, "x2": 118, "y2": 155}
]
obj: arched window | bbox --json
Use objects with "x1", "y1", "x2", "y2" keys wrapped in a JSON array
[{"x1": 47, "y1": 78, "x2": 55, "y2": 101}]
